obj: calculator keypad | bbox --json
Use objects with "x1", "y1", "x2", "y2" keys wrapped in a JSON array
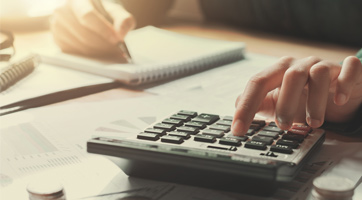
[{"x1": 137, "y1": 110, "x2": 315, "y2": 157}]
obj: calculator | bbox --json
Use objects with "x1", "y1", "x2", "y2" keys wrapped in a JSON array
[{"x1": 87, "y1": 110, "x2": 325, "y2": 196}]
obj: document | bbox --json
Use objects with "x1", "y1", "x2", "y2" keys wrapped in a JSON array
[{"x1": 0, "y1": 62, "x2": 113, "y2": 107}]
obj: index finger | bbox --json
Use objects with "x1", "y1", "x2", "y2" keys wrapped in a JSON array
[{"x1": 231, "y1": 56, "x2": 294, "y2": 136}]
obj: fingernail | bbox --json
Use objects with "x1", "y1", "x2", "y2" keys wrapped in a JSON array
[
  {"x1": 276, "y1": 117, "x2": 291, "y2": 129},
  {"x1": 335, "y1": 93, "x2": 347, "y2": 105},
  {"x1": 307, "y1": 117, "x2": 321, "y2": 127},
  {"x1": 231, "y1": 120, "x2": 243, "y2": 136}
]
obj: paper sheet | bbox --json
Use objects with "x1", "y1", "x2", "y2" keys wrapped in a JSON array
[{"x1": 0, "y1": 62, "x2": 113, "y2": 107}]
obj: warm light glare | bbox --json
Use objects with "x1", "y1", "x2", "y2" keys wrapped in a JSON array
[{"x1": 0, "y1": 0, "x2": 64, "y2": 18}]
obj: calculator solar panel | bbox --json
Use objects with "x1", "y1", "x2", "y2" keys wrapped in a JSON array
[{"x1": 87, "y1": 110, "x2": 325, "y2": 196}]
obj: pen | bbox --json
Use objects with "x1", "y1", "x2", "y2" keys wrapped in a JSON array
[{"x1": 91, "y1": 0, "x2": 133, "y2": 63}]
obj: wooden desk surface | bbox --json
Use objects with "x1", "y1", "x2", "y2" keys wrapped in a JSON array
[{"x1": 12, "y1": 22, "x2": 362, "y2": 142}]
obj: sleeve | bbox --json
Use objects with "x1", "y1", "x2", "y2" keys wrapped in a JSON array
[
  {"x1": 321, "y1": 49, "x2": 362, "y2": 135},
  {"x1": 119, "y1": 0, "x2": 174, "y2": 28}
]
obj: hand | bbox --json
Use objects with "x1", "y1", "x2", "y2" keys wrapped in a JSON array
[
  {"x1": 231, "y1": 56, "x2": 362, "y2": 136},
  {"x1": 51, "y1": 0, "x2": 135, "y2": 58}
]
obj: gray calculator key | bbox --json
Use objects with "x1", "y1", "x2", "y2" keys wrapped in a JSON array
[
  {"x1": 185, "y1": 121, "x2": 207, "y2": 129},
  {"x1": 161, "y1": 136, "x2": 184, "y2": 144},
  {"x1": 219, "y1": 137, "x2": 242, "y2": 146},
  {"x1": 137, "y1": 133, "x2": 160, "y2": 141},
  {"x1": 257, "y1": 131, "x2": 279, "y2": 139},
  {"x1": 252, "y1": 136, "x2": 274, "y2": 145},
  {"x1": 144, "y1": 128, "x2": 166, "y2": 136},
  {"x1": 177, "y1": 110, "x2": 197, "y2": 117},
  {"x1": 270, "y1": 145, "x2": 293, "y2": 154},
  {"x1": 170, "y1": 114, "x2": 191, "y2": 122},
  {"x1": 192, "y1": 113, "x2": 220, "y2": 125},
  {"x1": 162, "y1": 118, "x2": 183, "y2": 126},
  {"x1": 194, "y1": 134, "x2": 216, "y2": 143},
  {"x1": 209, "y1": 124, "x2": 230, "y2": 132},
  {"x1": 168, "y1": 131, "x2": 191, "y2": 139},
  {"x1": 245, "y1": 141, "x2": 267, "y2": 150},
  {"x1": 202, "y1": 129, "x2": 224, "y2": 138},
  {"x1": 223, "y1": 116, "x2": 233, "y2": 121},
  {"x1": 216, "y1": 120, "x2": 232, "y2": 126},
  {"x1": 154, "y1": 123, "x2": 176, "y2": 131},
  {"x1": 177, "y1": 126, "x2": 199, "y2": 135},
  {"x1": 276, "y1": 139, "x2": 299, "y2": 149}
]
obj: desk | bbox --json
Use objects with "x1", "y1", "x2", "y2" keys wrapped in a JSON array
[
  {"x1": 12, "y1": 22, "x2": 362, "y2": 142},
  {"x1": 3, "y1": 22, "x2": 362, "y2": 200}
]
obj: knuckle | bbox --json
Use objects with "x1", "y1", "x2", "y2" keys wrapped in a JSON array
[
  {"x1": 285, "y1": 67, "x2": 309, "y2": 80},
  {"x1": 344, "y1": 56, "x2": 362, "y2": 68},
  {"x1": 248, "y1": 74, "x2": 268, "y2": 87},
  {"x1": 305, "y1": 56, "x2": 321, "y2": 63},
  {"x1": 310, "y1": 62, "x2": 331, "y2": 76},
  {"x1": 278, "y1": 56, "x2": 295, "y2": 66}
]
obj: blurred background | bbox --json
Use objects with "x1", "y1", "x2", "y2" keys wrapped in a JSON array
[{"x1": 1, "y1": 0, "x2": 63, "y2": 31}]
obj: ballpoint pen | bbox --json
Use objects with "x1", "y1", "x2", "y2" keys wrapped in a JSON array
[{"x1": 91, "y1": 0, "x2": 133, "y2": 63}]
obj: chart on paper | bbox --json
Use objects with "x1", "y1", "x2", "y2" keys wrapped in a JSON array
[{"x1": 0, "y1": 122, "x2": 88, "y2": 187}]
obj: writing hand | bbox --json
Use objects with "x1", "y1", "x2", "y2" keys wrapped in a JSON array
[
  {"x1": 51, "y1": 0, "x2": 135, "y2": 58},
  {"x1": 231, "y1": 56, "x2": 362, "y2": 136}
]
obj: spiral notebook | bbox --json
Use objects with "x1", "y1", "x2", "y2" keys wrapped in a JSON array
[
  {"x1": 41, "y1": 26, "x2": 245, "y2": 86},
  {"x1": 0, "y1": 54, "x2": 40, "y2": 92}
]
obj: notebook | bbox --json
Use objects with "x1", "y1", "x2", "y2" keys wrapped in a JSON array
[
  {"x1": 0, "y1": 54, "x2": 40, "y2": 92},
  {"x1": 40, "y1": 26, "x2": 245, "y2": 85}
]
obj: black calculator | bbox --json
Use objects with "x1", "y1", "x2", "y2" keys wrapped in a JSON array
[{"x1": 87, "y1": 110, "x2": 325, "y2": 196}]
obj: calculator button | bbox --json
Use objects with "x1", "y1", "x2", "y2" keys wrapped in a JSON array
[
  {"x1": 251, "y1": 120, "x2": 266, "y2": 127},
  {"x1": 144, "y1": 128, "x2": 166, "y2": 136},
  {"x1": 185, "y1": 121, "x2": 207, "y2": 129},
  {"x1": 257, "y1": 131, "x2": 279, "y2": 139},
  {"x1": 245, "y1": 141, "x2": 267, "y2": 150},
  {"x1": 262, "y1": 126, "x2": 285, "y2": 134},
  {"x1": 168, "y1": 131, "x2": 191, "y2": 139},
  {"x1": 161, "y1": 136, "x2": 184, "y2": 144},
  {"x1": 219, "y1": 137, "x2": 242, "y2": 146},
  {"x1": 177, "y1": 126, "x2": 199, "y2": 135},
  {"x1": 216, "y1": 120, "x2": 232, "y2": 126},
  {"x1": 194, "y1": 134, "x2": 216, "y2": 143},
  {"x1": 249, "y1": 124, "x2": 262, "y2": 131},
  {"x1": 137, "y1": 133, "x2": 160, "y2": 141},
  {"x1": 154, "y1": 123, "x2": 176, "y2": 131},
  {"x1": 202, "y1": 129, "x2": 225, "y2": 138},
  {"x1": 177, "y1": 110, "x2": 197, "y2": 117},
  {"x1": 245, "y1": 129, "x2": 256, "y2": 136},
  {"x1": 268, "y1": 122, "x2": 278, "y2": 127},
  {"x1": 209, "y1": 124, "x2": 230, "y2": 132},
  {"x1": 223, "y1": 116, "x2": 233, "y2": 121},
  {"x1": 192, "y1": 113, "x2": 220, "y2": 125},
  {"x1": 282, "y1": 134, "x2": 304, "y2": 143},
  {"x1": 270, "y1": 145, "x2": 293, "y2": 154},
  {"x1": 287, "y1": 129, "x2": 309, "y2": 137},
  {"x1": 252, "y1": 136, "x2": 274, "y2": 145},
  {"x1": 170, "y1": 114, "x2": 191, "y2": 122},
  {"x1": 162, "y1": 118, "x2": 183, "y2": 126},
  {"x1": 276, "y1": 139, "x2": 299, "y2": 149},
  {"x1": 227, "y1": 135, "x2": 248, "y2": 142}
]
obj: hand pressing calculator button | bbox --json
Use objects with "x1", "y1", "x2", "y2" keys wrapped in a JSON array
[{"x1": 87, "y1": 110, "x2": 325, "y2": 196}]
